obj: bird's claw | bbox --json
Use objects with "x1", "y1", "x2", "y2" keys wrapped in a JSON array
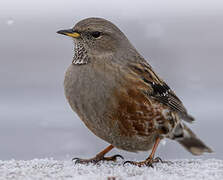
[
  {"x1": 103, "y1": 154, "x2": 124, "y2": 161},
  {"x1": 123, "y1": 157, "x2": 166, "y2": 167},
  {"x1": 123, "y1": 160, "x2": 154, "y2": 167},
  {"x1": 72, "y1": 154, "x2": 124, "y2": 165},
  {"x1": 153, "y1": 157, "x2": 173, "y2": 164},
  {"x1": 72, "y1": 158, "x2": 96, "y2": 164}
]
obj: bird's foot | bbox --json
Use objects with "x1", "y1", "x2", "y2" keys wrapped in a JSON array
[
  {"x1": 124, "y1": 157, "x2": 167, "y2": 167},
  {"x1": 72, "y1": 154, "x2": 124, "y2": 165}
]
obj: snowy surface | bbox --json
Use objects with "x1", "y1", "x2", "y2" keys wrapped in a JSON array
[{"x1": 0, "y1": 159, "x2": 222, "y2": 180}]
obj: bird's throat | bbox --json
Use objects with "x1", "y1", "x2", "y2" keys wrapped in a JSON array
[{"x1": 72, "y1": 41, "x2": 90, "y2": 65}]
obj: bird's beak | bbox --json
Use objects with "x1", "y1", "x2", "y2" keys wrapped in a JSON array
[{"x1": 57, "y1": 29, "x2": 80, "y2": 38}]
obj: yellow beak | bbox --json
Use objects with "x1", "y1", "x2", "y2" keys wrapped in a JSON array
[{"x1": 57, "y1": 29, "x2": 80, "y2": 38}]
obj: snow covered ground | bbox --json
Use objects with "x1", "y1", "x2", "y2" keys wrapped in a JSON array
[{"x1": 0, "y1": 159, "x2": 222, "y2": 180}]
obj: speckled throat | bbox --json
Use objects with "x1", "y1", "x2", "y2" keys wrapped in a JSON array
[{"x1": 72, "y1": 41, "x2": 90, "y2": 65}]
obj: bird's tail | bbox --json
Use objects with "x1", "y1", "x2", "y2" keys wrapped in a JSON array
[{"x1": 172, "y1": 123, "x2": 213, "y2": 155}]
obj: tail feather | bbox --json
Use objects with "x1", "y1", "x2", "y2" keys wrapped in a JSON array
[
  {"x1": 172, "y1": 123, "x2": 213, "y2": 155},
  {"x1": 181, "y1": 113, "x2": 195, "y2": 123}
]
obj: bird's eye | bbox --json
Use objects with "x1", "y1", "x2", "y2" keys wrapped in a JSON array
[{"x1": 91, "y1": 31, "x2": 101, "y2": 38}]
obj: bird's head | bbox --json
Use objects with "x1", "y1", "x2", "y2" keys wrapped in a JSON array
[{"x1": 57, "y1": 17, "x2": 135, "y2": 64}]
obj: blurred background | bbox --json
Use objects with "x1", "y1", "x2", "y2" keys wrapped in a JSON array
[{"x1": 0, "y1": 0, "x2": 222, "y2": 160}]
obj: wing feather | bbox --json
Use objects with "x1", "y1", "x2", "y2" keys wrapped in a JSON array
[{"x1": 128, "y1": 61, "x2": 194, "y2": 123}]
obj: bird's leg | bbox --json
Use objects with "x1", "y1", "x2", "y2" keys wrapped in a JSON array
[
  {"x1": 73, "y1": 145, "x2": 124, "y2": 165},
  {"x1": 124, "y1": 137, "x2": 165, "y2": 167}
]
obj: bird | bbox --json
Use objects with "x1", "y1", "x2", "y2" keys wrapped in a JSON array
[{"x1": 57, "y1": 17, "x2": 213, "y2": 167}]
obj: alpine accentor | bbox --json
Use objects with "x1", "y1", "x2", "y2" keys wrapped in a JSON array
[{"x1": 57, "y1": 17, "x2": 212, "y2": 167}]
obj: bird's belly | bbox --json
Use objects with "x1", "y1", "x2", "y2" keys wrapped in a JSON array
[{"x1": 64, "y1": 64, "x2": 158, "y2": 152}]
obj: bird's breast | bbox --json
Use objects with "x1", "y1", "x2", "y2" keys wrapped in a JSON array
[
  {"x1": 64, "y1": 62, "x2": 120, "y2": 141},
  {"x1": 64, "y1": 62, "x2": 175, "y2": 152}
]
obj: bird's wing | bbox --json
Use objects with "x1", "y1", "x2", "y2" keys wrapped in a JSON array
[{"x1": 127, "y1": 61, "x2": 194, "y2": 123}]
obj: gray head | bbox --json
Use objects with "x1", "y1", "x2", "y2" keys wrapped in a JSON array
[{"x1": 57, "y1": 17, "x2": 137, "y2": 64}]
